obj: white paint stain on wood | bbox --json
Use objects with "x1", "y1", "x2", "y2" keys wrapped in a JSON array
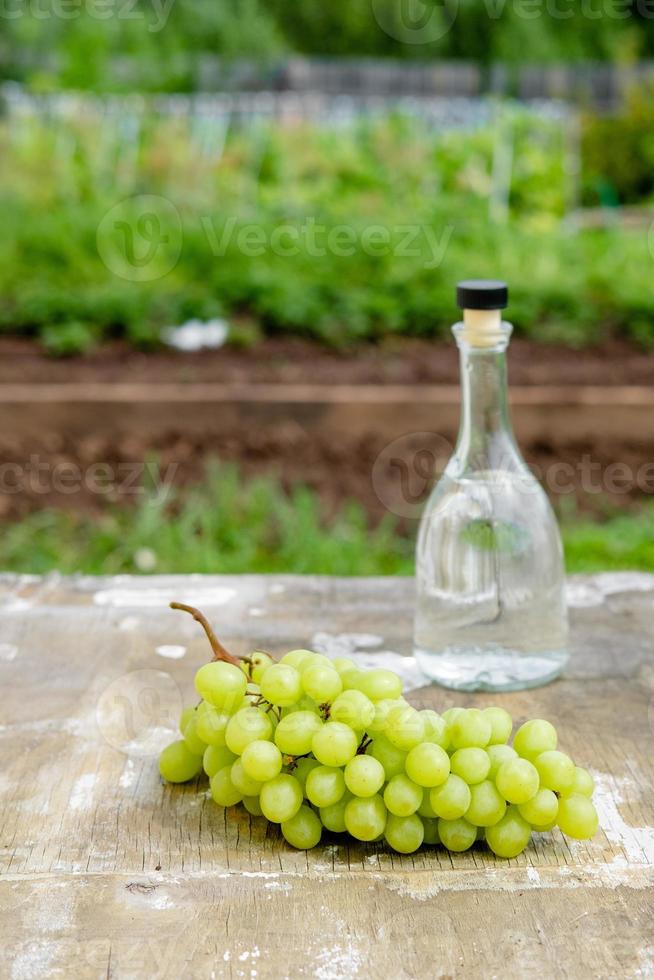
[
  {"x1": 68, "y1": 773, "x2": 97, "y2": 812},
  {"x1": 567, "y1": 572, "x2": 654, "y2": 607},
  {"x1": 93, "y1": 586, "x2": 236, "y2": 608},
  {"x1": 154, "y1": 644, "x2": 186, "y2": 660},
  {"x1": 592, "y1": 769, "x2": 654, "y2": 865}
]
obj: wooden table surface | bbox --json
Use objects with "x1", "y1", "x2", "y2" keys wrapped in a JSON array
[{"x1": 1, "y1": 572, "x2": 653, "y2": 979}]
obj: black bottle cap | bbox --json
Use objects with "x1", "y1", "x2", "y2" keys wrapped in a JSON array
[{"x1": 456, "y1": 280, "x2": 508, "y2": 311}]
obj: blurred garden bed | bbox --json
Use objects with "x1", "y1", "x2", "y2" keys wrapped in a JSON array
[
  {"x1": 1, "y1": 97, "x2": 654, "y2": 353},
  {"x1": 0, "y1": 335, "x2": 653, "y2": 385}
]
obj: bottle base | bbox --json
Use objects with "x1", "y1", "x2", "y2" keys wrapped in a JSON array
[{"x1": 414, "y1": 645, "x2": 568, "y2": 693}]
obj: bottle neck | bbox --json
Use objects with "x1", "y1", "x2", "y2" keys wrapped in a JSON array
[{"x1": 452, "y1": 319, "x2": 519, "y2": 469}]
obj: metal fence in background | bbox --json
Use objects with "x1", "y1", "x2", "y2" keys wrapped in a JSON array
[{"x1": 197, "y1": 57, "x2": 654, "y2": 109}]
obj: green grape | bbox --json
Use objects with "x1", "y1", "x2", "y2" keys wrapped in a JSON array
[
  {"x1": 331, "y1": 690, "x2": 376, "y2": 731},
  {"x1": 230, "y1": 759, "x2": 263, "y2": 797},
  {"x1": 450, "y1": 747, "x2": 490, "y2": 785},
  {"x1": 534, "y1": 750, "x2": 575, "y2": 794},
  {"x1": 365, "y1": 698, "x2": 398, "y2": 735},
  {"x1": 259, "y1": 774, "x2": 303, "y2": 822},
  {"x1": 420, "y1": 709, "x2": 449, "y2": 749},
  {"x1": 465, "y1": 780, "x2": 507, "y2": 827},
  {"x1": 429, "y1": 774, "x2": 471, "y2": 820},
  {"x1": 482, "y1": 707, "x2": 513, "y2": 745},
  {"x1": 292, "y1": 757, "x2": 320, "y2": 794},
  {"x1": 356, "y1": 668, "x2": 403, "y2": 702},
  {"x1": 259, "y1": 664, "x2": 303, "y2": 707},
  {"x1": 441, "y1": 707, "x2": 465, "y2": 725},
  {"x1": 312, "y1": 722, "x2": 358, "y2": 767},
  {"x1": 438, "y1": 817, "x2": 477, "y2": 852},
  {"x1": 448, "y1": 708, "x2": 492, "y2": 750},
  {"x1": 417, "y1": 793, "x2": 437, "y2": 818},
  {"x1": 243, "y1": 682, "x2": 262, "y2": 707},
  {"x1": 485, "y1": 807, "x2": 532, "y2": 857},
  {"x1": 331, "y1": 657, "x2": 357, "y2": 675},
  {"x1": 241, "y1": 740, "x2": 283, "y2": 783},
  {"x1": 299, "y1": 653, "x2": 334, "y2": 674},
  {"x1": 557, "y1": 794, "x2": 599, "y2": 840},
  {"x1": 560, "y1": 766, "x2": 595, "y2": 799},
  {"x1": 383, "y1": 774, "x2": 423, "y2": 816},
  {"x1": 250, "y1": 652, "x2": 274, "y2": 684},
  {"x1": 344, "y1": 756, "x2": 385, "y2": 798},
  {"x1": 195, "y1": 704, "x2": 231, "y2": 746},
  {"x1": 210, "y1": 766, "x2": 243, "y2": 807},
  {"x1": 281, "y1": 696, "x2": 318, "y2": 717},
  {"x1": 225, "y1": 707, "x2": 273, "y2": 755},
  {"x1": 513, "y1": 719, "x2": 558, "y2": 759},
  {"x1": 159, "y1": 740, "x2": 203, "y2": 783},
  {"x1": 496, "y1": 758, "x2": 539, "y2": 804},
  {"x1": 242, "y1": 795, "x2": 263, "y2": 817},
  {"x1": 179, "y1": 706, "x2": 195, "y2": 734},
  {"x1": 274, "y1": 710, "x2": 323, "y2": 755},
  {"x1": 531, "y1": 820, "x2": 557, "y2": 833},
  {"x1": 282, "y1": 804, "x2": 322, "y2": 849},
  {"x1": 280, "y1": 649, "x2": 315, "y2": 670},
  {"x1": 305, "y1": 766, "x2": 346, "y2": 807},
  {"x1": 301, "y1": 664, "x2": 343, "y2": 703},
  {"x1": 319, "y1": 793, "x2": 352, "y2": 833},
  {"x1": 405, "y1": 742, "x2": 450, "y2": 788},
  {"x1": 421, "y1": 817, "x2": 440, "y2": 845},
  {"x1": 341, "y1": 669, "x2": 365, "y2": 691},
  {"x1": 182, "y1": 713, "x2": 207, "y2": 755},
  {"x1": 203, "y1": 744, "x2": 237, "y2": 778},
  {"x1": 385, "y1": 704, "x2": 425, "y2": 751},
  {"x1": 385, "y1": 813, "x2": 424, "y2": 854},
  {"x1": 344, "y1": 794, "x2": 387, "y2": 841},
  {"x1": 195, "y1": 661, "x2": 247, "y2": 710},
  {"x1": 518, "y1": 788, "x2": 559, "y2": 826},
  {"x1": 486, "y1": 744, "x2": 518, "y2": 780},
  {"x1": 367, "y1": 736, "x2": 407, "y2": 780}
]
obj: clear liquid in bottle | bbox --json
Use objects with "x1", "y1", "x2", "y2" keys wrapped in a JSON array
[{"x1": 413, "y1": 281, "x2": 568, "y2": 691}]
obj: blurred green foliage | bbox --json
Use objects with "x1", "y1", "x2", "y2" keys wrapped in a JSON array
[
  {"x1": 1, "y1": 462, "x2": 652, "y2": 575},
  {"x1": 0, "y1": 107, "x2": 652, "y2": 354},
  {"x1": 582, "y1": 86, "x2": 654, "y2": 205},
  {"x1": 1, "y1": 0, "x2": 652, "y2": 91}
]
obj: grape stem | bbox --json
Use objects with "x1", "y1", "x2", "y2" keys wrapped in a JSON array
[{"x1": 170, "y1": 602, "x2": 242, "y2": 667}]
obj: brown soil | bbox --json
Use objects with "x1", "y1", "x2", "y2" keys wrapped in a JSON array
[
  {"x1": 0, "y1": 337, "x2": 653, "y2": 525},
  {"x1": 0, "y1": 336, "x2": 652, "y2": 386}
]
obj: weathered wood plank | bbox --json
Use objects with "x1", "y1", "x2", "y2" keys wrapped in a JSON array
[{"x1": 0, "y1": 573, "x2": 653, "y2": 978}]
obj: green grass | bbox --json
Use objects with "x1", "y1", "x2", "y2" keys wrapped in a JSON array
[{"x1": 1, "y1": 464, "x2": 652, "y2": 576}]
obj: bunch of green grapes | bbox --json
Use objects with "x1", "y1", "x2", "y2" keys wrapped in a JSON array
[{"x1": 159, "y1": 607, "x2": 599, "y2": 857}]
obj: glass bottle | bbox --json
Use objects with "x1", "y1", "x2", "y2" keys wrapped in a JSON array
[{"x1": 413, "y1": 280, "x2": 568, "y2": 691}]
